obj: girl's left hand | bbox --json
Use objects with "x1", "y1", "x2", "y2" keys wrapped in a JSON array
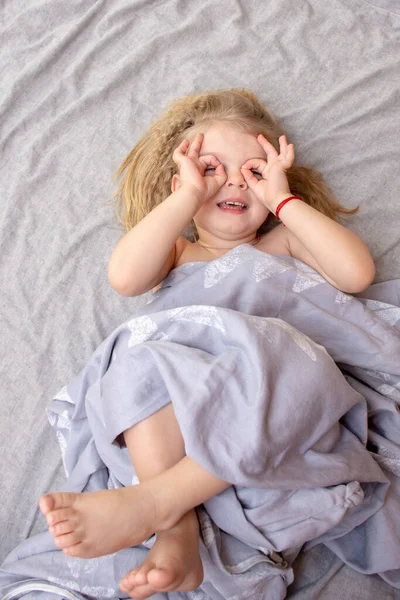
[{"x1": 241, "y1": 135, "x2": 295, "y2": 213}]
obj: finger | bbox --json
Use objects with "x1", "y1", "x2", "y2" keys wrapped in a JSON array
[
  {"x1": 279, "y1": 136, "x2": 295, "y2": 168},
  {"x1": 172, "y1": 139, "x2": 190, "y2": 164},
  {"x1": 279, "y1": 135, "x2": 288, "y2": 153},
  {"x1": 203, "y1": 161, "x2": 227, "y2": 185},
  {"x1": 241, "y1": 167, "x2": 260, "y2": 190},
  {"x1": 187, "y1": 133, "x2": 204, "y2": 159},
  {"x1": 213, "y1": 163, "x2": 227, "y2": 181},
  {"x1": 257, "y1": 134, "x2": 279, "y2": 160},
  {"x1": 241, "y1": 158, "x2": 268, "y2": 174},
  {"x1": 199, "y1": 155, "x2": 222, "y2": 178},
  {"x1": 199, "y1": 154, "x2": 221, "y2": 169},
  {"x1": 208, "y1": 165, "x2": 227, "y2": 195},
  {"x1": 287, "y1": 143, "x2": 295, "y2": 165}
]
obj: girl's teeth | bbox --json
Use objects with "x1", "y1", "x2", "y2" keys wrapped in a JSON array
[{"x1": 219, "y1": 202, "x2": 246, "y2": 209}]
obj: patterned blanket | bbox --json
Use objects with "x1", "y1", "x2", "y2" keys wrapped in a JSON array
[{"x1": 1, "y1": 244, "x2": 400, "y2": 599}]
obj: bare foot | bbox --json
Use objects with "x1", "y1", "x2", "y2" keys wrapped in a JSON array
[
  {"x1": 39, "y1": 485, "x2": 164, "y2": 558},
  {"x1": 120, "y1": 510, "x2": 203, "y2": 599}
]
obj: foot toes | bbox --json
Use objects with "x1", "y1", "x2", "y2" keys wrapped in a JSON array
[
  {"x1": 53, "y1": 531, "x2": 82, "y2": 550},
  {"x1": 50, "y1": 520, "x2": 75, "y2": 537},
  {"x1": 39, "y1": 492, "x2": 78, "y2": 515},
  {"x1": 46, "y1": 507, "x2": 77, "y2": 527},
  {"x1": 121, "y1": 564, "x2": 155, "y2": 588},
  {"x1": 39, "y1": 493, "x2": 56, "y2": 514},
  {"x1": 147, "y1": 565, "x2": 182, "y2": 590},
  {"x1": 123, "y1": 583, "x2": 156, "y2": 600},
  {"x1": 62, "y1": 543, "x2": 85, "y2": 557}
]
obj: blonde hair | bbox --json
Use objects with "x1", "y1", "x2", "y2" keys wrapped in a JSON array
[{"x1": 113, "y1": 88, "x2": 358, "y2": 235}]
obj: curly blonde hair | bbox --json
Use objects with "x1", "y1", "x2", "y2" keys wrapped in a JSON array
[{"x1": 113, "y1": 88, "x2": 358, "y2": 235}]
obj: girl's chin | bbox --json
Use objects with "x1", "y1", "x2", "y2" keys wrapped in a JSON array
[{"x1": 194, "y1": 213, "x2": 267, "y2": 237}]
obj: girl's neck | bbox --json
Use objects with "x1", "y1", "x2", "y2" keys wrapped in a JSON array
[{"x1": 196, "y1": 235, "x2": 260, "y2": 251}]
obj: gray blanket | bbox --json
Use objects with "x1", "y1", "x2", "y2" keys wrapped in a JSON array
[{"x1": 1, "y1": 245, "x2": 400, "y2": 599}]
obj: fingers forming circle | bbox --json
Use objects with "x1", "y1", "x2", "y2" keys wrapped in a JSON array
[
  {"x1": 200, "y1": 154, "x2": 220, "y2": 168},
  {"x1": 241, "y1": 158, "x2": 267, "y2": 173}
]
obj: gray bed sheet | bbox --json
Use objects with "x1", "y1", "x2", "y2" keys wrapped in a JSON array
[{"x1": 1, "y1": 0, "x2": 399, "y2": 598}]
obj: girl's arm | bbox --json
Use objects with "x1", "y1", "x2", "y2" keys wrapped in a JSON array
[
  {"x1": 241, "y1": 135, "x2": 375, "y2": 294},
  {"x1": 108, "y1": 188, "x2": 203, "y2": 297},
  {"x1": 276, "y1": 196, "x2": 376, "y2": 293},
  {"x1": 108, "y1": 134, "x2": 227, "y2": 297}
]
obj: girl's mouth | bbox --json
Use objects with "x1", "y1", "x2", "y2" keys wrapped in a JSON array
[{"x1": 217, "y1": 201, "x2": 248, "y2": 212}]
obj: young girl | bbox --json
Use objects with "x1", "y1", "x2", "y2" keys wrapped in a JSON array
[{"x1": 39, "y1": 89, "x2": 376, "y2": 599}]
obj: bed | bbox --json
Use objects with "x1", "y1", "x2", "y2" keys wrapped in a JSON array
[{"x1": 1, "y1": 0, "x2": 400, "y2": 598}]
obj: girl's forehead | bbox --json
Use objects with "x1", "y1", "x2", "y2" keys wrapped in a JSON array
[{"x1": 200, "y1": 123, "x2": 266, "y2": 157}]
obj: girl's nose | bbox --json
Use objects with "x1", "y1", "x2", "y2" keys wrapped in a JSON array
[{"x1": 226, "y1": 170, "x2": 247, "y2": 190}]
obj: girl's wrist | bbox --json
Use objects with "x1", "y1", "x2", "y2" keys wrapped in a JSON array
[
  {"x1": 266, "y1": 192, "x2": 291, "y2": 215},
  {"x1": 173, "y1": 186, "x2": 206, "y2": 209},
  {"x1": 269, "y1": 192, "x2": 299, "y2": 216}
]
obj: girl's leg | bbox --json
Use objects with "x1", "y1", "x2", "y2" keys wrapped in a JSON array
[
  {"x1": 123, "y1": 402, "x2": 186, "y2": 477},
  {"x1": 120, "y1": 404, "x2": 204, "y2": 597},
  {"x1": 123, "y1": 402, "x2": 229, "y2": 518},
  {"x1": 40, "y1": 405, "x2": 230, "y2": 558}
]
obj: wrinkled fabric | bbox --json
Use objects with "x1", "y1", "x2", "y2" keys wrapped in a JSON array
[{"x1": 1, "y1": 244, "x2": 400, "y2": 599}]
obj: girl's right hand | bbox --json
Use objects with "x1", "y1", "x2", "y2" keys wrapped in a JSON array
[{"x1": 172, "y1": 133, "x2": 227, "y2": 203}]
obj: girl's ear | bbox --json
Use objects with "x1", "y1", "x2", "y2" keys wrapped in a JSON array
[{"x1": 171, "y1": 174, "x2": 181, "y2": 193}]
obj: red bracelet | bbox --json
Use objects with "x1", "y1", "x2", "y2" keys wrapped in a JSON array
[{"x1": 275, "y1": 195, "x2": 302, "y2": 220}]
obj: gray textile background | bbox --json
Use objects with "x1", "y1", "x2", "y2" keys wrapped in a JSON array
[{"x1": 1, "y1": 0, "x2": 399, "y2": 597}]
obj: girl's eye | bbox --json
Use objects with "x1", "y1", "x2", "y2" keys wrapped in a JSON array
[{"x1": 205, "y1": 166, "x2": 262, "y2": 179}]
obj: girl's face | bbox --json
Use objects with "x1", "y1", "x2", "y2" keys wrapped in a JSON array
[{"x1": 179, "y1": 122, "x2": 271, "y2": 244}]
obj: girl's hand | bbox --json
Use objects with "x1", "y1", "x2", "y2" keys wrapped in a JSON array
[
  {"x1": 172, "y1": 133, "x2": 227, "y2": 203},
  {"x1": 241, "y1": 135, "x2": 295, "y2": 213}
]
